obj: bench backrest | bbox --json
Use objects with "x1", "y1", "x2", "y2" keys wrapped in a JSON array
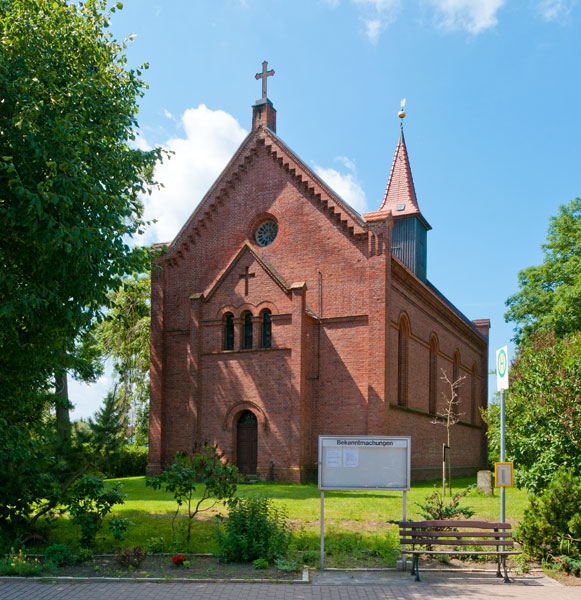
[{"x1": 399, "y1": 520, "x2": 515, "y2": 547}]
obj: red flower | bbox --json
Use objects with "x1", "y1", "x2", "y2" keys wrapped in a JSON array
[{"x1": 172, "y1": 554, "x2": 187, "y2": 565}]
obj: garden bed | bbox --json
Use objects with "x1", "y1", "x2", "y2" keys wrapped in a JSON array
[{"x1": 48, "y1": 554, "x2": 302, "y2": 581}]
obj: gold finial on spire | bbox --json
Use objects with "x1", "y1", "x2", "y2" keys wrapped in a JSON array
[{"x1": 398, "y1": 98, "x2": 406, "y2": 120}]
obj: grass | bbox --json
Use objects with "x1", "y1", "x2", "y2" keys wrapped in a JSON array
[{"x1": 41, "y1": 475, "x2": 530, "y2": 566}]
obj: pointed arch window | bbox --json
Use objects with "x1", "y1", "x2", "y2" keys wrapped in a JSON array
[
  {"x1": 224, "y1": 312, "x2": 235, "y2": 351},
  {"x1": 261, "y1": 309, "x2": 272, "y2": 348},
  {"x1": 429, "y1": 334, "x2": 438, "y2": 414},
  {"x1": 398, "y1": 315, "x2": 409, "y2": 407},
  {"x1": 242, "y1": 311, "x2": 253, "y2": 349}
]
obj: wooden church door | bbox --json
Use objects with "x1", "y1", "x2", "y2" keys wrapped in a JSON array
[{"x1": 236, "y1": 410, "x2": 257, "y2": 474}]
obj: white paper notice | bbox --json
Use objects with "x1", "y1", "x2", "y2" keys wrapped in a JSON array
[
  {"x1": 343, "y1": 447, "x2": 359, "y2": 468},
  {"x1": 326, "y1": 449, "x2": 342, "y2": 467}
]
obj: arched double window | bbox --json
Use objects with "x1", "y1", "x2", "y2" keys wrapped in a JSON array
[
  {"x1": 242, "y1": 311, "x2": 253, "y2": 349},
  {"x1": 429, "y1": 334, "x2": 438, "y2": 414},
  {"x1": 261, "y1": 309, "x2": 272, "y2": 348},
  {"x1": 223, "y1": 312, "x2": 235, "y2": 351},
  {"x1": 397, "y1": 315, "x2": 409, "y2": 407}
]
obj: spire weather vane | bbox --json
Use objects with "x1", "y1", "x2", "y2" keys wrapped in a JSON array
[
  {"x1": 398, "y1": 98, "x2": 406, "y2": 126},
  {"x1": 397, "y1": 98, "x2": 405, "y2": 121},
  {"x1": 255, "y1": 61, "x2": 275, "y2": 100}
]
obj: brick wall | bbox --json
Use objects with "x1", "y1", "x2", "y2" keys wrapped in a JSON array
[{"x1": 148, "y1": 126, "x2": 489, "y2": 483}]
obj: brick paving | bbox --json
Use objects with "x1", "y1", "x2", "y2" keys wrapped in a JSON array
[{"x1": 0, "y1": 571, "x2": 579, "y2": 600}]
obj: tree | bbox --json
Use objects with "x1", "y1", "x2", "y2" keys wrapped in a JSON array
[
  {"x1": 0, "y1": 0, "x2": 162, "y2": 422},
  {"x1": 88, "y1": 388, "x2": 128, "y2": 463},
  {"x1": 95, "y1": 273, "x2": 151, "y2": 442},
  {"x1": 432, "y1": 369, "x2": 465, "y2": 496},
  {"x1": 505, "y1": 197, "x2": 581, "y2": 344},
  {"x1": 485, "y1": 331, "x2": 581, "y2": 493}
]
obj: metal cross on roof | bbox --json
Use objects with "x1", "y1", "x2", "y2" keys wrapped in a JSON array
[{"x1": 255, "y1": 61, "x2": 275, "y2": 100}]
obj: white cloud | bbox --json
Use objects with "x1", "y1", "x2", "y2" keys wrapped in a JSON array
[
  {"x1": 364, "y1": 18, "x2": 383, "y2": 42},
  {"x1": 163, "y1": 108, "x2": 175, "y2": 120},
  {"x1": 314, "y1": 166, "x2": 368, "y2": 214},
  {"x1": 537, "y1": 0, "x2": 576, "y2": 21},
  {"x1": 336, "y1": 155, "x2": 356, "y2": 171},
  {"x1": 142, "y1": 105, "x2": 247, "y2": 243},
  {"x1": 425, "y1": 0, "x2": 506, "y2": 33},
  {"x1": 352, "y1": 0, "x2": 401, "y2": 42}
]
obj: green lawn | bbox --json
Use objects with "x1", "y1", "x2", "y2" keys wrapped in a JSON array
[{"x1": 45, "y1": 475, "x2": 530, "y2": 565}]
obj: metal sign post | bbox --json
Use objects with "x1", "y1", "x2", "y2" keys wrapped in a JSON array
[
  {"x1": 496, "y1": 346, "x2": 510, "y2": 550},
  {"x1": 320, "y1": 490, "x2": 325, "y2": 570}
]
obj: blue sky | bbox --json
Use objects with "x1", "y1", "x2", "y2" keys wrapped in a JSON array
[{"x1": 70, "y1": 0, "x2": 580, "y2": 418}]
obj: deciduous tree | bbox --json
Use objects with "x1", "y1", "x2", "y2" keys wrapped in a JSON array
[
  {"x1": 0, "y1": 0, "x2": 162, "y2": 422},
  {"x1": 505, "y1": 197, "x2": 581, "y2": 344},
  {"x1": 485, "y1": 331, "x2": 581, "y2": 493}
]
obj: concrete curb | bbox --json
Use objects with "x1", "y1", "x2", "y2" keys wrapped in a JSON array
[{"x1": 0, "y1": 566, "x2": 310, "y2": 585}]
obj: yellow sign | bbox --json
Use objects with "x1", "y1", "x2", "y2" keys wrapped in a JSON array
[{"x1": 495, "y1": 462, "x2": 514, "y2": 487}]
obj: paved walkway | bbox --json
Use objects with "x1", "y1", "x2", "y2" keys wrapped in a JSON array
[{"x1": 1, "y1": 570, "x2": 579, "y2": 600}]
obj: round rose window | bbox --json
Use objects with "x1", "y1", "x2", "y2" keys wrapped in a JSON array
[{"x1": 255, "y1": 220, "x2": 278, "y2": 246}]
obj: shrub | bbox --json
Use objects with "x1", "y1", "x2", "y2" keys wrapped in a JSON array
[
  {"x1": 77, "y1": 547, "x2": 94, "y2": 563},
  {"x1": 146, "y1": 536, "x2": 167, "y2": 553},
  {"x1": 65, "y1": 474, "x2": 125, "y2": 545},
  {"x1": 115, "y1": 546, "x2": 147, "y2": 568},
  {"x1": 556, "y1": 556, "x2": 581, "y2": 577},
  {"x1": 253, "y1": 557, "x2": 269, "y2": 570},
  {"x1": 518, "y1": 469, "x2": 581, "y2": 560},
  {"x1": 109, "y1": 517, "x2": 133, "y2": 541},
  {"x1": 217, "y1": 495, "x2": 291, "y2": 563},
  {"x1": 43, "y1": 543, "x2": 76, "y2": 567},
  {"x1": 147, "y1": 445, "x2": 238, "y2": 544},
  {"x1": 415, "y1": 485, "x2": 475, "y2": 520},
  {"x1": 274, "y1": 557, "x2": 302, "y2": 572},
  {"x1": 106, "y1": 445, "x2": 149, "y2": 478}
]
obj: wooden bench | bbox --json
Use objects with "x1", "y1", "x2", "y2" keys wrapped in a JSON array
[{"x1": 399, "y1": 520, "x2": 521, "y2": 583}]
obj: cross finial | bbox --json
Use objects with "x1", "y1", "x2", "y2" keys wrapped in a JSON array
[{"x1": 255, "y1": 61, "x2": 275, "y2": 101}]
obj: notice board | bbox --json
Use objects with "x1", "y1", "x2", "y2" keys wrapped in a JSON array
[{"x1": 318, "y1": 436, "x2": 411, "y2": 491}]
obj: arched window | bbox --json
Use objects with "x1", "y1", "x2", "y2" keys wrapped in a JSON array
[
  {"x1": 224, "y1": 312, "x2": 234, "y2": 351},
  {"x1": 261, "y1": 309, "x2": 272, "y2": 348},
  {"x1": 398, "y1": 315, "x2": 409, "y2": 407},
  {"x1": 453, "y1": 350, "x2": 461, "y2": 416},
  {"x1": 429, "y1": 335, "x2": 438, "y2": 414},
  {"x1": 242, "y1": 311, "x2": 253, "y2": 349},
  {"x1": 471, "y1": 363, "x2": 478, "y2": 424}
]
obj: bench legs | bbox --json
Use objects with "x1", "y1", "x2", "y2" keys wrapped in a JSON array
[
  {"x1": 496, "y1": 555, "x2": 510, "y2": 583},
  {"x1": 410, "y1": 555, "x2": 420, "y2": 582}
]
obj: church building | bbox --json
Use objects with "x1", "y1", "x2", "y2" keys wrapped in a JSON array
[{"x1": 147, "y1": 64, "x2": 490, "y2": 482}]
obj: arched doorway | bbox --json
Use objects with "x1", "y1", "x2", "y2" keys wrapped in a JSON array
[{"x1": 236, "y1": 410, "x2": 257, "y2": 475}]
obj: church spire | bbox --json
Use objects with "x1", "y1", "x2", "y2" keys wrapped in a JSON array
[
  {"x1": 378, "y1": 127, "x2": 422, "y2": 218},
  {"x1": 378, "y1": 102, "x2": 431, "y2": 282}
]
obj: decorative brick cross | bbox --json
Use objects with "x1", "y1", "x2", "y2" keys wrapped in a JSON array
[
  {"x1": 255, "y1": 61, "x2": 275, "y2": 100},
  {"x1": 239, "y1": 266, "x2": 256, "y2": 296}
]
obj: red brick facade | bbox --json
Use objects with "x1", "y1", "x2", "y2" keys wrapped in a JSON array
[{"x1": 147, "y1": 98, "x2": 490, "y2": 482}]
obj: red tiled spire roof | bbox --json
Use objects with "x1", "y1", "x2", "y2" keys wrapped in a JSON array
[{"x1": 378, "y1": 129, "x2": 422, "y2": 218}]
